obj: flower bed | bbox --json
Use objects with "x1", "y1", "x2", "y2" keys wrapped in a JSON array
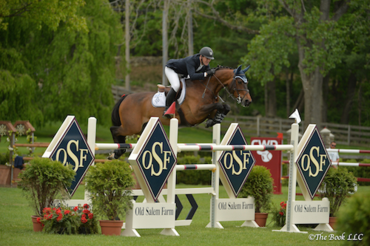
[{"x1": 39, "y1": 204, "x2": 99, "y2": 234}]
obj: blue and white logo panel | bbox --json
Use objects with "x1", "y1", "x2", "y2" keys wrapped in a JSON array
[
  {"x1": 48, "y1": 117, "x2": 94, "y2": 197},
  {"x1": 218, "y1": 126, "x2": 255, "y2": 197},
  {"x1": 135, "y1": 120, "x2": 177, "y2": 201},
  {"x1": 296, "y1": 126, "x2": 331, "y2": 200}
]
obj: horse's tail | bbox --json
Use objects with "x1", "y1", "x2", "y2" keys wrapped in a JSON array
[{"x1": 111, "y1": 95, "x2": 127, "y2": 126}]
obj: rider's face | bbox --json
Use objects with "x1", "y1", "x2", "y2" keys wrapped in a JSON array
[{"x1": 200, "y1": 56, "x2": 211, "y2": 66}]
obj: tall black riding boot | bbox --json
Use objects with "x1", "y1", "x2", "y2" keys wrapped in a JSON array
[{"x1": 163, "y1": 88, "x2": 177, "y2": 119}]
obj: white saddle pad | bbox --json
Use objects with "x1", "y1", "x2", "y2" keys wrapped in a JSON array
[{"x1": 152, "y1": 79, "x2": 186, "y2": 107}]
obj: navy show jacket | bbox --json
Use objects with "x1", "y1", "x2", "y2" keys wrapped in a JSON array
[{"x1": 166, "y1": 54, "x2": 210, "y2": 81}]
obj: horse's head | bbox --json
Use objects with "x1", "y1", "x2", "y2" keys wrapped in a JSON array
[{"x1": 229, "y1": 65, "x2": 252, "y2": 107}]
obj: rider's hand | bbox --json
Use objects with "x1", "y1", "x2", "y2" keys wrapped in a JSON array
[{"x1": 206, "y1": 68, "x2": 216, "y2": 77}]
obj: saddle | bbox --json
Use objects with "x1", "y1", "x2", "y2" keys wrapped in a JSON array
[{"x1": 151, "y1": 79, "x2": 186, "y2": 107}]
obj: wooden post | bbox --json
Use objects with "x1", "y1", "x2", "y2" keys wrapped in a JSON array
[
  {"x1": 187, "y1": 0, "x2": 193, "y2": 56},
  {"x1": 125, "y1": 0, "x2": 130, "y2": 91},
  {"x1": 162, "y1": 0, "x2": 169, "y2": 86}
]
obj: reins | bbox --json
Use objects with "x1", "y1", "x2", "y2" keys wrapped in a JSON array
[{"x1": 201, "y1": 70, "x2": 249, "y2": 104}]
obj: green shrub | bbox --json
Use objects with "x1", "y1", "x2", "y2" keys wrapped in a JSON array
[
  {"x1": 319, "y1": 167, "x2": 357, "y2": 217},
  {"x1": 18, "y1": 157, "x2": 75, "y2": 217},
  {"x1": 0, "y1": 151, "x2": 10, "y2": 164},
  {"x1": 176, "y1": 155, "x2": 212, "y2": 185},
  {"x1": 271, "y1": 201, "x2": 286, "y2": 227},
  {"x1": 346, "y1": 163, "x2": 370, "y2": 186},
  {"x1": 336, "y1": 193, "x2": 370, "y2": 245},
  {"x1": 239, "y1": 165, "x2": 273, "y2": 213},
  {"x1": 85, "y1": 160, "x2": 135, "y2": 220}
]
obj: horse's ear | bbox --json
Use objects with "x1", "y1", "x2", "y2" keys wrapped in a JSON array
[
  {"x1": 234, "y1": 65, "x2": 242, "y2": 74},
  {"x1": 242, "y1": 65, "x2": 251, "y2": 73}
]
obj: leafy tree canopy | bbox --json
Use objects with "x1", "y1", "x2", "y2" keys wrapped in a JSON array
[{"x1": 0, "y1": 0, "x2": 122, "y2": 126}]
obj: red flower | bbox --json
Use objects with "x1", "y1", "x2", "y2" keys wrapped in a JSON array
[
  {"x1": 83, "y1": 204, "x2": 89, "y2": 209},
  {"x1": 36, "y1": 217, "x2": 41, "y2": 224},
  {"x1": 56, "y1": 214, "x2": 63, "y2": 222},
  {"x1": 88, "y1": 213, "x2": 93, "y2": 219},
  {"x1": 64, "y1": 210, "x2": 71, "y2": 215},
  {"x1": 83, "y1": 209, "x2": 90, "y2": 214},
  {"x1": 53, "y1": 208, "x2": 56, "y2": 211},
  {"x1": 56, "y1": 209, "x2": 61, "y2": 215},
  {"x1": 43, "y1": 207, "x2": 51, "y2": 214},
  {"x1": 48, "y1": 214, "x2": 53, "y2": 220},
  {"x1": 81, "y1": 217, "x2": 88, "y2": 224},
  {"x1": 279, "y1": 212, "x2": 284, "y2": 216},
  {"x1": 73, "y1": 206, "x2": 78, "y2": 212},
  {"x1": 81, "y1": 213, "x2": 86, "y2": 218}
]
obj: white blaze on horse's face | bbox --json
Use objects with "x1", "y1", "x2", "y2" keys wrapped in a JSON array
[
  {"x1": 233, "y1": 65, "x2": 252, "y2": 107},
  {"x1": 235, "y1": 78, "x2": 252, "y2": 107}
]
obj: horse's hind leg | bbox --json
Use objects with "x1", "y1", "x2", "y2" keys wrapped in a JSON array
[{"x1": 109, "y1": 126, "x2": 127, "y2": 159}]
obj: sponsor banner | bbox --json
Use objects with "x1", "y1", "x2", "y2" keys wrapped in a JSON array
[
  {"x1": 250, "y1": 137, "x2": 282, "y2": 194},
  {"x1": 296, "y1": 126, "x2": 331, "y2": 200},
  {"x1": 218, "y1": 126, "x2": 255, "y2": 197},
  {"x1": 291, "y1": 200, "x2": 330, "y2": 224},
  {"x1": 131, "y1": 119, "x2": 176, "y2": 201},
  {"x1": 130, "y1": 203, "x2": 176, "y2": 229},
  {"x1": 45, "y1": 116, "x2": 94, "y2": 197},
  {"x1": 214, "y1": 198, "x2": 255, "y2": 221}
]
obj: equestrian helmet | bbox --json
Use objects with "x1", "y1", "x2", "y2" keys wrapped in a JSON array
[{"x1": 199, "y1": 47, "x2": 214, "y2": 60}]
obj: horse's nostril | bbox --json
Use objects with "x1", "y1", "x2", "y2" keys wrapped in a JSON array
[{"x1": 244, "y1": 100, "x2": 251, "y2": 107}]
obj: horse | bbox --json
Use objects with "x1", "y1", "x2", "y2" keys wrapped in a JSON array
[{"x1": 109, "y1": 65, "x2": 252, "y2": 159}]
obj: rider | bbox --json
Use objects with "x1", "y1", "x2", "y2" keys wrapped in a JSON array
[{"x1": 163, "y1": 47, "x2": 216, "y2": 118}]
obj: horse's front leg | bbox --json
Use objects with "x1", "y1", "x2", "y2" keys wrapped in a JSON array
[{"x1": 203, "y1": 103, "x2": 230, "y2": 128}]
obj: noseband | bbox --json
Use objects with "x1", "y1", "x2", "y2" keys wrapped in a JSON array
[
  {"x1": 229, "y1": 76, "x2": 250, "y2": 104},
  {"x1": 208, "y1": 73, "x2": 249, "y2": 105}
]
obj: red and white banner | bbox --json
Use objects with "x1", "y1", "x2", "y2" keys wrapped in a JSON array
[{"x1": 250, "y1": 137, "x2": 283, "y2": 194}]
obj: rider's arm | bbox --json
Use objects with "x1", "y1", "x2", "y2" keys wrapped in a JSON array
[{"x1": 185, "y1": 57, "x2": 208, "y2": 80}]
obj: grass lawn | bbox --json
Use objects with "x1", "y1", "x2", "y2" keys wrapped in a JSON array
[{"x1": 1, "y1": 184, "x2": 368, "y2": 246}]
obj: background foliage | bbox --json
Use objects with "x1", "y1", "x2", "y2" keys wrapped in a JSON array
[
  {"x1": 0, "y1": 0, "x2": 121, "y2": 126},
  {"x1": 0, "y1": 0, "x2": 369, "y2": 127}
]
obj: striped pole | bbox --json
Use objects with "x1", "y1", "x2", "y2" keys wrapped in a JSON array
[
  {"x1": 327, "y1": 149, "x2": 370, "y2": 154},
  {"x1": 176, "y1": 164, "x2": 216, "y2": 171},
  {"x1": 95, "y1": 143, "x2": 135, "y2": 150},
  {"x1": 331, "y1": 162, "x2": 370, "y2": 167},
  {"x1": 177, "y1": 144, "x2": 293, "y2": 152},
  {"x1": 282, "y1": 160, "x2": 370, "y2": 167}
]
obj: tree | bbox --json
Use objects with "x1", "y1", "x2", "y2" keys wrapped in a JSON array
[
  {"x1": 0, "y1": 0, "x2": 87, "y2": 31},
  {"x1": 194, "y1": 0, "x2": 370, "y2": 128},
  {"x1": 0, "y1": 0, "x2": 122, "y2": 126}
]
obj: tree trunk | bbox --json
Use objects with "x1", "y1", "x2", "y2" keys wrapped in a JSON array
[
  {"x1": 322, "y1": 75, "x2": 329, "y2": 122},
  {"x1": 340, "y1": 72, "x2": 357, "y2": 124},
  {"x1": 264, "y1": 79, "x2": 277, "y2": 117},
  {"x1": 285, "y1": 69, "x2": 292, "y2": 118},
  {"x1": 296, "y1": 41, "x2": 323, "y2": 129}
]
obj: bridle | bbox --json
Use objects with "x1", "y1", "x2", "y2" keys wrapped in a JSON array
[{"x1": 202, "y1": 69, "x2": 249, "y2": 105}]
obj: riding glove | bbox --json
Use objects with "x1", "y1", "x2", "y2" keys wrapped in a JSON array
[{"x1": 206, "y1": 68, "x2": 216, "y2": 77}]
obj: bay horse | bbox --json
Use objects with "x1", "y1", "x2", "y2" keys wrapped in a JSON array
[{"x1": 110, "y1": 65, "x2": 252, "y2": 159}]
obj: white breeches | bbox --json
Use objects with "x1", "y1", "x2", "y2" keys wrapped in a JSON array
[{"x1": 165, "y1": 67, "x2": 180, "y2": 92}]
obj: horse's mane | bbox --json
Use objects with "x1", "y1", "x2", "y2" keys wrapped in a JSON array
[{"x1": 215, "y1": 65, "x2": 235, "y2": 71}]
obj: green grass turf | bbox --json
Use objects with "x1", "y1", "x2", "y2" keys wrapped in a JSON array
[{"x1": 1, "y1": 184, "x2": 368, "y2": 246}]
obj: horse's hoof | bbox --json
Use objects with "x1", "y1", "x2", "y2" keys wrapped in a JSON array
[
  {"x1": 107, "y1": 153, "x2": 115, "y2": 160},
  {"x1": 205, "y1": 119, "x2": 215, "y2": 128},
  {"x1": 162, "y1": 113, "x2": 173, "y2": 119}
]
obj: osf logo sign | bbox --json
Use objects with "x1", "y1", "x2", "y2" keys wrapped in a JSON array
[{"x1": 250, "y1": 137, "x2": 282, "y2": 194}]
